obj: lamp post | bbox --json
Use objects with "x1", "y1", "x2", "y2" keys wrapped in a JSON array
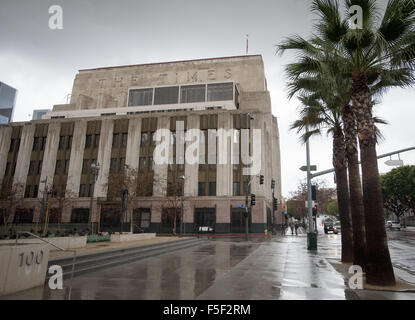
[
  {"x1": 89, "y1": 162, "x2": 100, "y2": 234},
  {"x1": 244, "y1": 113, "x2": 254, "y2": 241},
  {"x1": 121, "y1": 187, "x2": 128, "y2": 234},
  {"x1": 179, "y1": 175, "x2": 185, "y2": 236}
]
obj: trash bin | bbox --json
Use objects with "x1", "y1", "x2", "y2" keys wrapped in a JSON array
[{"x1": 307, "y1": 232, "x2": 317, "y2": 250}]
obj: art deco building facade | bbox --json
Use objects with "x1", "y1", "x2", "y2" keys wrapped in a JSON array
[{"x1": 0, "y1": 55, "x2": 282, "y2": 233}]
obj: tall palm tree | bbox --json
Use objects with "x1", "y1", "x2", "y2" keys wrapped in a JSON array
[
  {"x1": 291, "y1": 91, "x2": 354, "y2": 263},
  {"x1": 279, "y1": 0, "x2": 415, "y2": 285}
]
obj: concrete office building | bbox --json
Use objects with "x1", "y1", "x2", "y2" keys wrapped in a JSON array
[
  {"x1": 0, "y1": 82, "x2": 17, "y2": 124},
  {"x1": 0, "y1": 55, "x2": 282, "y2": 233}
]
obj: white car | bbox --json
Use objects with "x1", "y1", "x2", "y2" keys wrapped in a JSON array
[{"x1": 386, "y1": 221, "x2": 401, "y2": 230}]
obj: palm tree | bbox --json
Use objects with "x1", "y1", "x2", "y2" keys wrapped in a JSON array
[
  {"x1": 291, "y1": 91, "x2": 354, "y2": 263},
  {"x1": 279, "y1": 0, "x2": 415, "y2": 285}
]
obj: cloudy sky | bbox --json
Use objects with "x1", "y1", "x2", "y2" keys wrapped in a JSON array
[{"x1": 1, "y1": 0, "x2": 414, "y2": 197}]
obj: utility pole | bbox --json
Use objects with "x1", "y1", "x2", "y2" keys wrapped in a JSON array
[
  {"x1": 179, "y1": 175, "x2": 185, "y2": 236},
  {"x1": 306, "y1": 131, "x2": 317, "y2": 250}
]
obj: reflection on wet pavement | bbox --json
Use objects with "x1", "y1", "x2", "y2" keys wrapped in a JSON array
[{"x1": 2, "y1": 234, "x2": 349, "y2": 300}]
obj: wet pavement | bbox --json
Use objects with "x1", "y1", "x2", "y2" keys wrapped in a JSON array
[{"x1": 2, "y1": 219, "x2": 415, "y2": 300}]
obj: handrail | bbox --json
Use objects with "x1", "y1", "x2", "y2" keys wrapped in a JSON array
[{"x1": 15, "y1": 231, "x2": 77, "y2": 300}]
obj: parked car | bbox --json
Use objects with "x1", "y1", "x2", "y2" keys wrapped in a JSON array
[{"x1": 386, "y1": 221, "x2": 401, "y2": 230}]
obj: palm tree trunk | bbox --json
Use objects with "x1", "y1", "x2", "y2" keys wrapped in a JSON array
[
  {"x1": 351, "y1": 72, "x2": 395, "y2": 286},
  {"x1": 333, "y1": 127, "x2": 354, "y2": 263},
  {"x1": 342, "y1": 104, "x2": 367, "y2": 270}
]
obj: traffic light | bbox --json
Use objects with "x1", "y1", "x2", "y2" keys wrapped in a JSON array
[
  {"x1": 273, "y1": 198, "x2": 278, "y2": 210},
  {"x1": 311, "y1": 185, "x2": 317, "y2": 201},
  {"x1": 260, "y1": 175, "x2": 264, "y2": 185},
  {"x1": 250, "y1": 193, "x2": 256, "y2": 206},
  {"x1": 271, "y1": 179, "x2": 275, "y2": 189},
  {"x1": 312, "y1": 205, "x2": 318, "y2": 216}
]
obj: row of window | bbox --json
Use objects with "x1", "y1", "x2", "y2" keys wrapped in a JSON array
[
  {"x1": 58, "y1": 135, "x2": 72, "y2": 150},
  {"x1": 32, "y1": 137, "x2": 47, "y2": 151},
  {"x1": 128, "y1": 82, "x2": 234, "y2": 107}
]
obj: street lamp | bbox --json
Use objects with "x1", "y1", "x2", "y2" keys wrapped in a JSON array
[
  {"x1": 121, "y1": 187, "x2": 129, "y2": 234},
  {"x1": 89, "y1": 162, "x2": 100, "y2": 234},
  {"x1": 244, "y1": 113, "x2": 254, "y2": 241},
  {"x1": 179, "y1": 175, "x2": 185, "y2": 236}
]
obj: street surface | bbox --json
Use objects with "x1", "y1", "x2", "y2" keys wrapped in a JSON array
[{"x1": 2, "y1": 216, "x2": 415, "y2": 300}]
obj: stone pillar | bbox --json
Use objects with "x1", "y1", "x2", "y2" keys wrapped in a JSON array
[
  {"x1": 184, "y1": 115, "x2": 199, "y2": 197},
  {"x1": 13, "y1": 123, "x2": 36, "y2": 196},
  {"x1": 66, "y1": 120, "x2": 87, "y2": 197},
  {"x1": 38, "y1": 122, "x2": 61, "y2": 198},
  {"x1": 216, "y1": 113, "x2": 232, "y2": 196},
  {"x1": 94, "y1": 119, "x2": 114, "y2": 198},
  {"x1": 125, "y1": 118, "x2": 142, "y2": 172},
  {"x1": 0, "y1": 126, "x2": 12, "y2": 187},
  {"x1": 153, "y1": 116, "x2": 170, "y2": 197}
]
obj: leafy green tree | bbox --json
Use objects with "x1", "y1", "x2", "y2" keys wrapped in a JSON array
[{"x1": 381, "y1": 165, "x2": 415, "y2": 221}]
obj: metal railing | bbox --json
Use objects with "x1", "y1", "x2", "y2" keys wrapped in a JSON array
[{"x1": 15, "y1": 231, "x2": 77, "y2": 300}]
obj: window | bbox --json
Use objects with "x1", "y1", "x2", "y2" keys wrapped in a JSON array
[
  {"x1": 37, "y1": 161, "x2": 42, "y2": 174},
  {"x1": 67, "y1": 136, "x2": 72, "y2": 149},
  {"x1": 9, "y1": 139, "x2": 14, "y2": 153},
  {"x1": 64, "y1": 160, "x2": 69, "y2": 174},
  {"x1": 33, "y1": 185, "x2": 38, "y2": 198},
  {"x1": 139, "y1": 157, "x2": 147, "y2": 171},
  {"x1": 233, "y1": 182, "x2": 240, "y2": 196},
  {"x1": 149, "y1": 157, "x2": 154, "y2": 171},
  {"x1": 121, "y1": 133, "x2": 128, "y2": 148},
  {"x1": 128, "y1": 88, "x2": 153, "y2": 106},
  {"x1": 24, "y1": 186, "x2": 31, "y2": 198},
  {"x1": 154, "y1": 86, "x2": 179, "y2": 105},
  {"x1": 180, "y1": 84, "x2": 206, "y2": 103},
  {"x1": 94, "y1": 134, "x2": 100, "y2": 148},
  {"x1": 29, "y1": 161, "x2": 36, "y2": 175},
  {"x1": 5, "y1": 162, "x2": 10, "y2": 176},
  {"x1": 150, "y1": 132, "x2": 156, "y2": 146},
  {"x1": 41, "y1": 137, "x2": 46, "y2": 150},
  {"x1": 198, "y1": 182, "x2": 206, "y2": 196},
  {"x1": 243, "y1": 181, "x2": 250, "y2": 195},
  {"x1": 110, "y1": 158, "x2": 117, "y2": 173},
  {"x1": 82, "y1": 159, "x2": 89, "y2": 174},
  {"x1": 32, "y1": 137, "x2": 39, "y2": 151},
  {"x1": 71, "y1": 208, "x2": 89, "y2": 223},
  {"x1": 208, "y1": 182, "x2": 216, "y2": 196},
  {"x1": 79, "y1": 184, "x2": 86, "y2": 197},
  {"x1": 119, "y1": 158, "x2": 125, "y2": 172},
  {"x1": 207, "y1": 82, "x2": 233, "y2": 101},
  {"x1": 112, "y1": 134, "x2": 118, "y2": 148},
  {"x1": 85, "y1": 135, "x2": 92, "y2": 148},
  {"x1": 58, "y1": 136, "x2": 65, "y2": 150},
  {"x1": 55, "y1": 160, "x2": 61, "y2": 174},
  {"x1": 141, "y1": 132, "x2": 148, "y2": 146}
]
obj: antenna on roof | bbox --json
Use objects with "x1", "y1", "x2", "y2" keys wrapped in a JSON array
[{"x1": 246, "y1": 34, "x2": 249, "y2": 55}]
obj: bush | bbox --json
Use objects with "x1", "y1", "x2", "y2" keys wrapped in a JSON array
[{"x1": 87, "y1": 234, "x2": 110, "y2": 243}]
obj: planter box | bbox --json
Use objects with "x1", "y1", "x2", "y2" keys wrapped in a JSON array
[
  {"x1": 110, "y1": 233, "x2": 156, "y2": 242},
  {"x1": 0, "y1": 236, "x2": 87, "y2": 250},
  {"x1": 0, "y1": 244, "x2": 50, "y2": 296}
]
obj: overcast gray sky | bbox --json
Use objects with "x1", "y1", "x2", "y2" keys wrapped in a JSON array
[{"x1": 0, "y1": 0, "x2": 414, "y2": 197}]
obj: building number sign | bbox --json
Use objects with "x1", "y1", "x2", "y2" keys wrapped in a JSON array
[{"x1": 18, "y1": 250, "x2": 44, "y2": 267}]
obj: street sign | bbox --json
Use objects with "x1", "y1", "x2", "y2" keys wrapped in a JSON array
[
  {"x1": 385, "y1": 159, "x2": 404, "y2": 167},
  {"x1": 300, "y1": 165, "x2": 317, "y2": 171}
]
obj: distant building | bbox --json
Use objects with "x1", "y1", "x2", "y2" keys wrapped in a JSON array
[
  {"x1": 32, "y1": 109, "x2": 52, "y2": 121},
  {"x1": 0, "y1": 82, "x2": 17, "y2": 124}
]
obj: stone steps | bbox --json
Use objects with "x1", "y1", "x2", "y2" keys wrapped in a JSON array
[{"x1": 46, "y1": 237, "x2": 207, "y2": 280}]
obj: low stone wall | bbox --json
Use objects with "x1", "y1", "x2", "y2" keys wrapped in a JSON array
[
  {"x1": 0, "y1": 244, "x2": 50, "y2": 296},
  {"x1": 0, "y1": 236, "x2": 87, "y2": 250},
  {"x1": 110, "y1": 233, "x2": 156, "y2": 242}
]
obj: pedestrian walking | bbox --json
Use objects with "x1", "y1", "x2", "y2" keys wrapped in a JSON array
[
  {"x1": 294, "y1": 221, "x2": 299, "y2": 235},
  {"x1": 289, "y1": 220, "x2": 294, "y2": 235}
]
